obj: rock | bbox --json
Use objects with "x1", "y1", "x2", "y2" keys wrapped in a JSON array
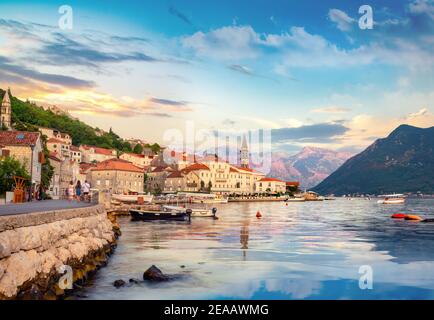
[
  {"x1": 129, "y1": 278, "x2": 140, "y2": 284},
  {"x1": 113, "y1": 279, "x2": 126, "y2": 288},
  {"x1": 143, "y1": 265, "x2": 170, "y2": 282}
]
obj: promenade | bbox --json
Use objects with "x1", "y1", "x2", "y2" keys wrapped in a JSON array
[{"x1": 0, "y1": 200, "x2": 94, "y2": 216}]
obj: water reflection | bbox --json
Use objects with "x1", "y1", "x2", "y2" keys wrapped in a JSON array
[{"x1": 80, "y1": 199, "x2": 434, "y2": 300}]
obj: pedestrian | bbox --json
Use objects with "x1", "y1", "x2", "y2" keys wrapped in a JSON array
[
  {"x1": 75, "y1": 180, "x2": 82, "y2": 202},
  {"x1": 67, "y1": 181, "x2": 74, "y2": 202},
  {"x1": 82, "y1": 180, "x2": 91, "y2": 202}
]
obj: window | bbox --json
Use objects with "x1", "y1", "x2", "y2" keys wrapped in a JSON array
[
  {"x1": 105, "y1": 180, "x2": 110, "y2": 186},
  {"x1": 97, "y1": 180, "x2": 101, "y2": 186}
]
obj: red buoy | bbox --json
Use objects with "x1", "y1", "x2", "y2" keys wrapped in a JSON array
[
  {"x1": 256, "y1": 211, "x2": 262, "y2": 218},
  {"x1": 391, "y1": 213, "x2": 406, "y2": 219}
]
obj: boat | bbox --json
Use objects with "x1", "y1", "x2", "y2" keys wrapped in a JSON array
[
  {"x1": 286, "y1": 195, "x2": 305, "y2": 202},
  {"x1": 112, "y1": 192, "x2": 153, "y2": 203},
  {"x1": 130, "y1": 205, "x2": 191, "y2": 221},
  {"x1": 177, "y1": 192, "x2": 228, "y2": 204},
  {"x1": 304, "y1": 191, "x2": 324, "y2": 201},
  {"x1": 377, "y1": 194, "x2": 406, "y2": 204},
  {"x1": 166, "y1": 206, "x2": 217, "y2": 219}
]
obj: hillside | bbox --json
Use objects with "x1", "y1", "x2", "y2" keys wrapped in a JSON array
[
  {"x1": 1, "y1": 88, "x2": 141, "y2": 152},
  {"x1": 269, "y1": 147, "x2": 352, "y2": 189},
  {"x1": 313, "y1": 125, "x2": 434, "y2": 195}
]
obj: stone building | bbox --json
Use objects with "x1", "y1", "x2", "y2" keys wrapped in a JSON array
[
  {"x1": 255, "y1": 177, "x2": 286, "y2": 194},
  {"x1": 80, "y1": 145, "x2": 117, "y2": 163},
  {"x1": 119, "y1": 152, "x2": 154, "y2": 168},
  {"x1": 47, "y1": 152, "x2": 80, "y2": 199},
  {"x1": 38, "y1": 127, "x2": 72, "y2": 145},
  {"x1": 0, "y1": 131, "x2": 43, "y2": 185},
  {"x1": 0, "y1": 89, "x2": 12, "y2": 130},
  {"x1": 88, "y1": 158, "x2": 144, "y2": 194}
]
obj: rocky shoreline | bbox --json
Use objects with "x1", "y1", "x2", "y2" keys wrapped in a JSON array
[{"x1": 0, "y1": 205, "x2": 120, "y2": 300}]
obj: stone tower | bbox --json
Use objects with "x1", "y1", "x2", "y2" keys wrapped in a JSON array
[
  {"x1": 0, "y1": 89, "x2": 12, "y2": 129},
  {"x1": 239, "y1": 134, "x2": 249, "y2": 168}
]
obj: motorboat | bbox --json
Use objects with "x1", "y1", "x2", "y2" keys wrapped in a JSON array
[
  {"x1": 377, "y1": 194, "x2": 406, "y2": 204},
  {"x1": 112, "y1": 192, "x2": 153, "y2": 203},
  {"x1": 286, "y1": 196, "x2": 306, "y2": 202},
  {"x1": 165, "y1": 205, "x2": 218, "y2": 218},
  {"x1": 177, "y1": 192, "x2": 228, "y2": 204},
  {"x1": 130, "y1": 205, "x2": 191, "y2": 221},
  {"x1": 304, "y1": 191, "x2": 324, "y2": 201}
]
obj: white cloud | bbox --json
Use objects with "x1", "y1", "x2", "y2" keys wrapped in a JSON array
[
  {"x1": 328, "y1": 9, "x2": 356, "y2": 31},
  {"x1": 311, "y1": 106, "x2": 351, "y2": 114}
]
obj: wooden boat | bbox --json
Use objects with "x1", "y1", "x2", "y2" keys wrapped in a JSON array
[
  {"x1": 377, "y1": 194, "x2": 406, "y2": 204},
  {"x1": 130, "y1": 206, "x2": 191, "y2": 221},
  {"x1": 112, "y1": 193, "x2": 154, "y2": 203}
]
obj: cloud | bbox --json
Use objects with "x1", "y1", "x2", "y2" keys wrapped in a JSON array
[
  {"x1": 0, "y1": 55, "x2": 95, "y2": 89},
  {"x1": 228, "y1": 64, "x2": 254, "y2": 76},
  {"x1": 271, "y1": 123, "x2": 349, "y2": 143},
  {"x1": 169, "y1": 5, "x2": 194, "y2": 26},
  {"x1": 409, "y1": 107, "x2": 429, "y2": 117},
  {"x1": 311, "y1": 106, "x2": 351, "y2": 114},
  {"x1": 328, "y1": 9, "x2": 356, "y2": 31}
]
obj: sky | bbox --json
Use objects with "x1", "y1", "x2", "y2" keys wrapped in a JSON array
[{"x1": 0, "y1": 0, "x2": 433, "y2": 154}]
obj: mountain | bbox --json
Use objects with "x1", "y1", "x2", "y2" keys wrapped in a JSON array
[
  {"x1": 269, "y1": 147, "x2": 352, "y2": 189},
  {"x1": 313, "y1": 125, "x2": 434, "y2": 195}
]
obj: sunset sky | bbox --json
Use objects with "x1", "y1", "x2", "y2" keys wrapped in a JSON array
[{"x1": 0, "y1": 0, "x2": 433, "y2": 153}]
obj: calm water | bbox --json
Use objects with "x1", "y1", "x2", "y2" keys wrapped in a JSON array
[{"x1": 80, "y1": 199, "x2": 434, "y2": 300}]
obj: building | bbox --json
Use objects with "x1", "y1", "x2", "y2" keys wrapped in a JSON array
[
  {"x1": 147, "y1": 166, "x2": 174, "y2": 193},
  {"x1": 70, "y1": 145, "x2": 82, "y2": 163},
  {"x1": 255, "y1": 178, "x2": 286, "y2": 194},
  {"x1": 286, "y1": 181, "x2": 300, "y2": 193},
  {"x1": 161, "y1": 160, "x2": 266, "y2": 195},
  {"x1": 0, "y1": 89, "x2": 12, "y2": 130},
  {"x1": 47, "y1": 152, "x2": 81, "y2": 199},
  {"x1": 119, "y1": 152, "x2": 154, "y2": 168},
  {"x1": 80, "y1": 145, "x2": 117, "y2": 163},
  {"x1": 38, "y1": 127, "x2": 72, "y2": 145},
  {"x1": 0, "y1": 131, "x2": 43, "y2": 185},
  {"x1": 47, "y1": 138, "x2": 71, "y2": 159},
  {"x1": 239, "y1": 135, "x2": 249, "y2": 168},
  {"x1": 88, "y1": 158, "x2": 144, "y2": 194}
]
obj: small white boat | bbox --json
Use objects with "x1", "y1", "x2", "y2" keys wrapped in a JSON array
[
  {"x1": 112, "y1": 193, "x2": 154, "y2": 203},
  {"x1": 164, "y1": 205, "x2": 217, "y2": 218},
  {"x1": 286, "y1": 197, "x2": 305, "y2": 202},
  {"x1": 177, "y1": 192, "x2": 228, "y2": 204},
  {"x1": 377, "y1": 194, "x2": 406, "y2": 204}
]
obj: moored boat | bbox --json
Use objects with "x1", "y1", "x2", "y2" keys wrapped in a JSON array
[
  {"x1": 112, "y1": 193, "x2": 154, "y2": 203},
  {"x1": 130, "y1": 206, "x2": 192, "y2": 221},
  {"x1": 165, "y1": 205, "x2": 218, "y2": 218},
  {"x1": 377, "y1": 194, "x2": 406, "y2": 204}
]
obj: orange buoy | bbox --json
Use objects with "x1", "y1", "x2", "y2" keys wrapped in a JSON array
[
  {"x1": 391, "y1": 213, "x2": 406, "y2": 219},
  {"x1": 256, "y1": 211, "x2": 262, "y2": 218},
  {"x1": 405, "y1": 214, "x2": 423, "y2": 221}
]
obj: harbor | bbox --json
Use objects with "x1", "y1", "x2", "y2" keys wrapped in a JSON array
[{"x1": 76, "y1": 198, "x2": 434, "y2": 300}]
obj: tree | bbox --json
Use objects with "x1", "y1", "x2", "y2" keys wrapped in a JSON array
[
  {"x1": 40, "y1": 136, "x2": 54, "y2": 190},
  {"x1": 0, "y1": 156, "x2": 31, "y2": 195},
  {"x1": 133, "y1": 143, "x2": 143, "y2": 154},
  {"x1": 143, "y1": 173, "x2": 148, "y2": 192}
]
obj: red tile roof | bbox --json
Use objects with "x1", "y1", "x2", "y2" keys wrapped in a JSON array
[
  {"x1": 0, "y1": 131, "x2": 40, "y2": 146},
  {"x1": 91, "y1": 159, "x2": 143, "y2": 173},
  {"x1": 70, "y1": 145, "x2": 80, "y2": 151},
  {"x1": 123, "y1": 152, "x2": 145, "y2": 158},
  {"x1": 47, "y1": 138, "x2": 65, "y2": 144},
  {"x1": 81, "y1": 145, "x2": 115, "y2": 156},
  {"x1": 259, "y1": 177, "x2": 285, "y2": 183},
  {"x1": 182, "y1": 163, "x2": 210, "y2": 172},
  {"x1": 286, "y1": 181, "x2": 300, "y2": 187},
  {"x1": 167, "y1": 171, "x2": 184, "y2": 178}
]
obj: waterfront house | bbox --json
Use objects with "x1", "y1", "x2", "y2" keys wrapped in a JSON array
[
  {"x1": 0, "y1": 131, "x2": 43, "y2": 185},
  {"x1": 47, "y1": 152, "x2": 81, "y2": 199},
  {"x1": 255, "y1": 177, "x2": 286, "y2": 194},
  {"x1": 89, "y1": 158, "x2": 144, "y2": 194}
]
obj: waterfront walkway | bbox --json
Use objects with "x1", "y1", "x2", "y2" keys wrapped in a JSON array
[{"x1": 0, "y1": 200, "x2": 95, "y2": 216}]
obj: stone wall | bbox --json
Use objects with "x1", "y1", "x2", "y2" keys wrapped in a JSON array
[{"x1": 0, "y1": 205, "x2": 118, "y2": 299}]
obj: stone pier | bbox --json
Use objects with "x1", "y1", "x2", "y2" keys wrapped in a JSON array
[{"x1": 0, "y1": 204, "x2": 118, "y2": 299}]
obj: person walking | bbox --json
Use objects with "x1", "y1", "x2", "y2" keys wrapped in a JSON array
[
  {"x1": 82, "y1": 180, "x2": 91, "y2": 202},
  {"x1": 75, "y1": 180, "x2": 82, "y2": 202},
  {"x1": 67, "y1": 181, "x2": 74, "y2": 202}
]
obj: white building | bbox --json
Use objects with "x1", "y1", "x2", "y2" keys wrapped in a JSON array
[
  {"x1": 255, "y1": 177, "x2": 286, "y2": 194},
  {"x1": 0, "y1": 89, "x2": 12, "y2": 129},
  {"x1": 119, "y1": 152, "x2": 154, "y2": 168},
  {"x1": 80, "y1": 145, "x2": 117, "y2": 163}
]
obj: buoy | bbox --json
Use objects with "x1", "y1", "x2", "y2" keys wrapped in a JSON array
[
  {"x1": 256, "y1": 211, "x2": 262, "y2": 218},
  {"x1": 391, "y1": 213, "x2": 406, "y2": 219},
  {"x1": 405, "y1": 215, "x2": 423, "y2": 221}
]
